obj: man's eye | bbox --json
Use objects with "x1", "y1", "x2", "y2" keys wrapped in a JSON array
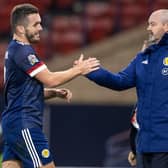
[{"x1": 151, "y1": 23, "x2": 156, "y2": 26}]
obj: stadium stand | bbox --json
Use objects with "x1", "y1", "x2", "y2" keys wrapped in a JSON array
[
  {"x1": 84, "y1": 1, "x2": 116, "y2": 42},
  {"x1": 49, "y1": 15, "x2": 84, "y2": 54}
]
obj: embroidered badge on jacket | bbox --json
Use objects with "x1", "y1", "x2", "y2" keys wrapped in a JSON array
[{"x1": 163, "y1": 57, "x2": 168, "y2": 66}]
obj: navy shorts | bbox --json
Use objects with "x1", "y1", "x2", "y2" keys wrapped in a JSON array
[{"x1": 3, "y1": 127, "x2": 53, "y2": 168}]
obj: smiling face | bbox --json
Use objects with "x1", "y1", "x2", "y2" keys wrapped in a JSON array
[
  {"x1": 11, "y1": 4, "x2": 42, "y2": 44},
  {"x1": 147, "y1": 10, "x2": 168, "y2": 43},
  {"x1": 24, "y1": 13, "x2": 43, "y2": 43}
]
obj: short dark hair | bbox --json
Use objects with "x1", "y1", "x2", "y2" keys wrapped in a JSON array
[{"x1": 10, "y1": 3, "x2": 39, "y2": 32}]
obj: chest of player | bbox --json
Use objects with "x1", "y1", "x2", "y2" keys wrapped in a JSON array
[{"x1": 136, "y1": 46, "x2": 168, "y2": 90}]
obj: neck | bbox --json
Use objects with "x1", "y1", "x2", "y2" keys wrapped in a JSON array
[{"x1": 13, "y1": 33, "x2": 30, "y2": 45}]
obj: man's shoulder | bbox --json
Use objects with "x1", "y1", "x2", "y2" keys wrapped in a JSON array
[
  {"x1": 8, "y1": 40, "x2": 35, "y2": 58},
  {"x1": 9, "y1": 40, "x2": 33, "y2": 51}
]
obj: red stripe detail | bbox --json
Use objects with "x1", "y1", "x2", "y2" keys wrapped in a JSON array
[{"x1": 27, "y1": 62, "x2": 44, "y2": 74}]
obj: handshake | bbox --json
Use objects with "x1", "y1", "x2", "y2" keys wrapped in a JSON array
[
  {"x1": 73, "y1": 54, "x2": 100, "y2": 75},
  {"x1": 43, "y1": 54, "x2": 100, "y2": 102}
]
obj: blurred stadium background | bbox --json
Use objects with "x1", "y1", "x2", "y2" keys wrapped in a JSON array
[{"x1": 0, "y1": 0, "x2": 167, "y2": 167}]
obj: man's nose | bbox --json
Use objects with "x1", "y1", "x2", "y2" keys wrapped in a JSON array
[
  {"x1": 147, "y1": 25, "x2": 151, "y2": 31},
  {"x1": 39, "y1": 24, "x2": 43, "y2": 31}
]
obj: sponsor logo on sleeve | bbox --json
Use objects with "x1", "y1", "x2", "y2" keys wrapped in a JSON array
[
  {"x1": 141, "y1": 60, "x2": 148, "y2": 64},
  {"x1": 28, "y1": 54, "x2": 39, "y2": 65}
]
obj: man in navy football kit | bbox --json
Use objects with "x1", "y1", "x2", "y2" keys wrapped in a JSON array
[
  {"x1": 2, "y1": 3, "x2": 100, "y2": 168},
  {"x1": 84, "y1": 9, "x2": 168, "y2": 168}
]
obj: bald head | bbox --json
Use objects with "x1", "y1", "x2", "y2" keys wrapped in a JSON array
[
  {"x1": 147, "y1": 9, "x2": 168, "y2": 42},
  {"x1": 149, "y1": 9, "x2": 168, "y2": 24}
]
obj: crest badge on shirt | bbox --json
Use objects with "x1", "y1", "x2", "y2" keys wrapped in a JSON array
[
  {"x1": 163, "y1": 57, "x2": 168, "y2": 66},
  {"x1": 41, "y1": 149, "x2": 50, "y2": 158},
  {"x1": 28, "y1": 54, "x2": 39, "y2": 65}
]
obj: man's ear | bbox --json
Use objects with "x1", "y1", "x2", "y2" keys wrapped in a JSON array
[{"x1": 15, "y1": 25, "x2": 25, "y2": 34}]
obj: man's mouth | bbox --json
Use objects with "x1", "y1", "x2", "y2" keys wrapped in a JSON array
[
  {"x1": 35, "y1": 33, "x2": 40, "y2": 38},
  {"x1": 148, "y1": 33, "x2": 156, "y2": 43}
]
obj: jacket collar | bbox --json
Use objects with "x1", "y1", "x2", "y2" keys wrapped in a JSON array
[{"x1": 158, "y1": 33, "x2": 168, "y2": 46}]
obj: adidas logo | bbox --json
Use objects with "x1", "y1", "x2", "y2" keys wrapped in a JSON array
[{"x1": 142, "y1": 60, "x2": 148, "y2": 64}]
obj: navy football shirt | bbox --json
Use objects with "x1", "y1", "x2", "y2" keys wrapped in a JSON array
[{"x1": 2, "y1": 40, "x2": 47, "y2": 130}]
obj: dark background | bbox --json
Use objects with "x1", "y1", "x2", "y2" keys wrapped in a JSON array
[{"x1": 49, "y1": 104, "x2": 133, "y2": 166}]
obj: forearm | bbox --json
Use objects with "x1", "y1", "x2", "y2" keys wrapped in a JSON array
[
  {"x1": 44, "y1": 88, "x2": 57, "y2": 99},
  {"x1": 86, "y1": 67, "x2": 134, "y2": 90},
  {"x1": 130, "y1": 125, "x2": 137, "y2": 155},
  {"x1": 44, "y1": 88, "x2": 72, "y2": 101},
  {"x1": 36, "y1": 55, "x2": 100, "y2": 87},
  {"x1": 37, "y1": 66, "x2": 81, "y2": 88},
  {"x1": 50, "y1": 67, "x2": 81, "y2": 87},
  {"x1": 86, "y1": 67, "x2": 122, "y2": 90}
]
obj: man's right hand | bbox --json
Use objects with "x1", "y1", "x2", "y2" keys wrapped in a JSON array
[
  {"x1": 35, "y1": 54, "x2": 100, "y2": 88},
  {"x1": 74, "y1": 54, "x2": 100, "y2": 75}
]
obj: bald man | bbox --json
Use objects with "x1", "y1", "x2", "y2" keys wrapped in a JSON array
[{"x1": 82, "y1": 9, "x2": 168, "y2": 168}]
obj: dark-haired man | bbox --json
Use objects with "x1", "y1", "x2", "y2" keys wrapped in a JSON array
[{"x1": 2, "y1": 3, "x2": 100, "y2": 168}]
